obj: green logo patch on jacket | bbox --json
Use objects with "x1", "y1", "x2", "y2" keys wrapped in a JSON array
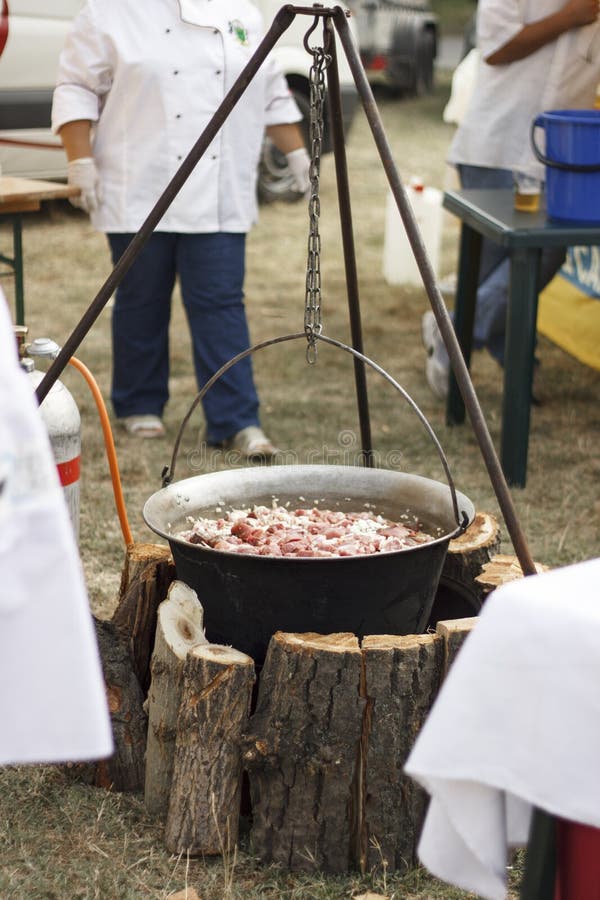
[{"x1": 228, "y1": 19, "x2": 248, "y2": 45}]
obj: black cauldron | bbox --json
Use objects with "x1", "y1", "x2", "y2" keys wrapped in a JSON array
[{"x1": 143, "y1": 464, "x2": 474, "y2": 664}]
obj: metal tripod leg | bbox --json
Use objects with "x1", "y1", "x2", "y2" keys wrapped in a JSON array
[{"x1": 325, "y1": 17, "x2": 373, "y2": 466}]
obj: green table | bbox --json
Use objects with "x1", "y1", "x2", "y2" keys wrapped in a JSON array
[
  {"x1": 443, "y1": 188, "x2": 600, "y2": 488},
  {"x1": 0, "y1": 176, "x2": 79, "y2": 325}
]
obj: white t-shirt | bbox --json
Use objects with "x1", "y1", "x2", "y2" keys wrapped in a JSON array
[
  {"x1": 448, "y1": 0, "x2": 600, "y2": 179},
  {"x1": 0, "y1": 290, "x2": 112, "y2": 765},
  {"x1": 51, "y1": 0, "x2": 302, "y2": 233}
]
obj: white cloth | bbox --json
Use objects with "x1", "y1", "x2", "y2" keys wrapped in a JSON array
[
  {"x1": 448, "y1": 0, "x2": 600, "y2": 179},
  {"x1": 443, "y1": 48, "x2": 480, "y2": 126},
  {"x1": 405, "y1": 557, "x2": 600, "y2": 900},
  {"x1": 0, "y1": 290, "x2": 113, "y2": 765},
  {"x1": 51, "y1": 0, "x2": 302, "y2": 233}
]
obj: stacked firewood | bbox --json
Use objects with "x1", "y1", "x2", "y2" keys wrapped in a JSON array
[{"x1": 83, "y1": 513, "x2": 546, "y2": 873}]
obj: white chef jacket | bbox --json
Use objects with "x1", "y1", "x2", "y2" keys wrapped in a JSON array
[
  {"x1": 0, "y1": 288, "x2": 113, "y2": 765},
  {"x1": 448, "y1": 0, "x2": 600, "y2": 180},
  {"x1": 51, "y1": 0, "x2": 302, "y2": 233}
]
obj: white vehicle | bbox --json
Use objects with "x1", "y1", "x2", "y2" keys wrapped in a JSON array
[
  {"x1": 352, "y1": 0, "x2": 438, "y2": 96},
  {"x1": 0, "y1": 0, "x2": 359, "y2": 199},
  {"x1": 0, "y1": 1, "x2": 74, "y2": 180}
]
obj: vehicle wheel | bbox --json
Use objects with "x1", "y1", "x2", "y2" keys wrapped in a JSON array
[
  {"x1": 414, "y1": 28, "x2": 436, "y2": 96},
  {"x1": 257, "y1": 87, "x2": 311, "y2": 205}
]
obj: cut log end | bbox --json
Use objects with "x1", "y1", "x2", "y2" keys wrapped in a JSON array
[
  {"x1": 272, "y1": 631, "x2": 360, "y2": 653},
  {"x1": 475, "y1": 554, "x2": 549, "y2": 595},
  {"x1": 361, "y1": 634, "x2": 436, "y2": 652},
  {"x1": 448, "y1": 511, "x2": 500, "y2": 554},
  {"x1": 189, "y1": 643, "x2": 254, "y2": 667},
  {"x1": 158, "y1": 580, "x2": 207, "y2": 660},
  {"x1": 436, "y1": 617, "x2": 478, "y2": 636}
]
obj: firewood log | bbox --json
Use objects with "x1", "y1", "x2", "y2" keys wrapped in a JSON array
[
  {"x1": 164, "y1": 644, "x2": 255, "y2": 855},
  {"x1": 475, "y1": 553, "x2": 549, "y2": 597},
  {"x1": 360, "y1": 634, "x2": 443, "y2": 874},
  {"x1": 144, "y1": 581, "x2": 207, "y2": 819},
  {"x1": 436, "y1": 617, "x2": 477, "y2": 675},
  {"x1": 66, "y1": 617, "x2": 147, "y2": 792},
  {"x1": 111, "y1": 542, "x2": 176, "y2": 692},
  {"x1": 243, "y1": 632, "x2": 364, "y2": 873},
  {"x1": 430, "y1": 511, "x2": 502, "y2": 625}
]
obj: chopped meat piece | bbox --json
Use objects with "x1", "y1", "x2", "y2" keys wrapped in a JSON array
[{"x1": 178, "y1": 503, "x2": 436, "y2": 559}]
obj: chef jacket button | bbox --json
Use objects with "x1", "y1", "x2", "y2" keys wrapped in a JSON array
[
  {"x1": 173, "y1": 69, "x2": 179, "y2": 75},
  {"x1": 176, "y1": 113, "x2": 182, "y2": 119},
  {"x1": 213, "y1": 28, "x2": 218, "y2": 34},
  {"x1": 177, "y1": 155, "x2": 183, "y2": 160},
  {"x1": 211, "y1": 155, "x2": 218, "y2": 160},
  {"x1": 165, "y1": 28, "x2": 171, "y2": 33},
  {"x1": 215, "y1": 70, "x2": 221, "y2": 75}
]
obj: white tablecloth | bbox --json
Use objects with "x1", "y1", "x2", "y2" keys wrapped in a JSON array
[
  {"x1": 0, "y1": 291, "x2": 113, "y2": 765},
  {"x1": 405, "y1": 557, "x2": 600, "y2": 900}
]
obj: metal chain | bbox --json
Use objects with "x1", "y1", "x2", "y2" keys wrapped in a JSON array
[{"x1": 304, "y1": 36, "x2": 329, "y2": 364}]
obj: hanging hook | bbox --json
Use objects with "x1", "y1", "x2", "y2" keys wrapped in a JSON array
[
  {"x1": 303, "y1": 3, "x2": 334, "y2": 66},
  {"x1": 303, "y1": 12, "x2": 321, "y2": 54}
]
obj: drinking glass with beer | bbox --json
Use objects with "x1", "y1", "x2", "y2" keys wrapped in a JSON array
[{"x1": 513, "y1": 172, "x2": 541, "y2": 212}]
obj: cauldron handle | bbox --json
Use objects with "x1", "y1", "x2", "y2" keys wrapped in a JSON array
[{"x1": 162, "y1": 332, "x2": 470, "y2": 535}]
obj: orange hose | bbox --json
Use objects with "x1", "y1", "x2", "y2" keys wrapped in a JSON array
[{"x1": 68, "y1": 356, "x2": 134, "y2": 547}]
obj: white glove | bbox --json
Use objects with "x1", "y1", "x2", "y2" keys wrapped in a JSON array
[
  {"x1": 285, "y1": 147, "x2": 311, "y2": 198},
  {"x1": 67, "y1": 157, "x2": 102, "y2": 214}
]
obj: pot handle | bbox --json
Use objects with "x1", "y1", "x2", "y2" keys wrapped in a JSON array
[
  {"x1": 162, "y1": 332, "x2": 471, "y2": 535},
  {"x1": 531, "y1": 116, "x2": 600, "y2": 172}
]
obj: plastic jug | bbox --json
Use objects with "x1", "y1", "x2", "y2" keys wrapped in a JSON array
[{"x1": 383, "y1": 177, "x2": 442, "y2": 287}]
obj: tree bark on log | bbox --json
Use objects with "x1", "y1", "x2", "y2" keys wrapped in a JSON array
[
  {"x1": 445, "y1": 512, "x2": 501, "y2": 590},
  {"x1": 475, "y1": 554, "x2": 549, "y2": 598},
  {"x1": 165, "y1": 644, "x2": 255, "y2": 856},
  {"x1": 68, "y1": 617, "x2": 147, "y2": 792},
  {"x1": 429, "y1": 512, "x2": 502, "y2": 625},
  {"x1": 360, "y1": 634, "x2": 443, "y2": 874},
  {"x1": 111, "y1": 542, "x2": 176, "y2": 693},
  {"x1": 145, "y1": 581, "x2": 207, "y2": 820},
  {"x1": 436, "y1": 617, "x2": 477, "y2": 676},
  {"x1": 244, "y1": 632, "x2": 364, "y2": 873}
]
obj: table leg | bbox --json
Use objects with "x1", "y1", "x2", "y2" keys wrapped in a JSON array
[
  {"x1": 13, "y1": 216, "x2": 25, "y2": 326},
  {"x1": 501, "y1": 247, "x2": 540, "y2": 488},
  {"x1": 446, "y1": 223, "x2": 482, "y2": 426},
  {"x1": 520, "y1": 807, "x2": 557, "y2": 900}
]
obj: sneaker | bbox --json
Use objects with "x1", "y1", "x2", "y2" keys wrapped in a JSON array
[
  {"x1": 421, "y1": 310, "x2": 450, "y2": 400},
  {"x1": 118, "y1": 414, "x2": 165, "y2": 439},
  {"x1": 223, "y1": 426, "x2": 279, "y2": 461}
]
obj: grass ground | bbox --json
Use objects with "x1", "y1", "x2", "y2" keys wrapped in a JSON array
[
  {"x1": 1, "y1": 65, "x2": 598, "y2": 898},
  {"x1": 430, "y1": 0, "x2": 476, "y2": 34}
]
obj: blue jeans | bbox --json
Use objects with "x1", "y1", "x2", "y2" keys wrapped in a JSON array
[
  {"x1": 457, "y1": 165, "x2": 566, "y2": 364},
  {"x1": 108, "y1": 232, "x2": 260, "y2": 444}
]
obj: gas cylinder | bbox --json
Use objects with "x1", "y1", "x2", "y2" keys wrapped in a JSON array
[
  {"x1": 383, "y1": 176, "x2": 442, "y2": 287},
  {"x1": 20, "y1": 336, "x2": 82, "y2": 540}
]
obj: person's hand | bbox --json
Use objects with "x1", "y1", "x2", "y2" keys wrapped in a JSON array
[
  {"x1": 563, "y1": 0, "x2": 600, "y2": 27},
  {"x1": 67, "y1": 157, "x2": 102, "y2": 214},
  {"x1": 285, "y1": 148, "x2": 311, "y2": 198}
]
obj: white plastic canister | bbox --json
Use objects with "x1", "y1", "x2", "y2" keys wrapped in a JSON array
[
  {"x1": 23, "y1": 346, "x2": 81, "y2": 541},
  {"x1": 383, "y1": 177, "x2": 442, "y2": 287}
]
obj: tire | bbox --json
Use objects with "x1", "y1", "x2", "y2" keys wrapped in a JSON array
[
  {"x1": 414, "y1": 27, "x2": 436, "y2": 96},
  {"x1": 257, "y1": 87, "x2": 310, "y2": 205}
]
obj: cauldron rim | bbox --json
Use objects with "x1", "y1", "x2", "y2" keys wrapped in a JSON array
[{"x1": 143, "y1": 464, "x2": 475, "y2": 562}]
